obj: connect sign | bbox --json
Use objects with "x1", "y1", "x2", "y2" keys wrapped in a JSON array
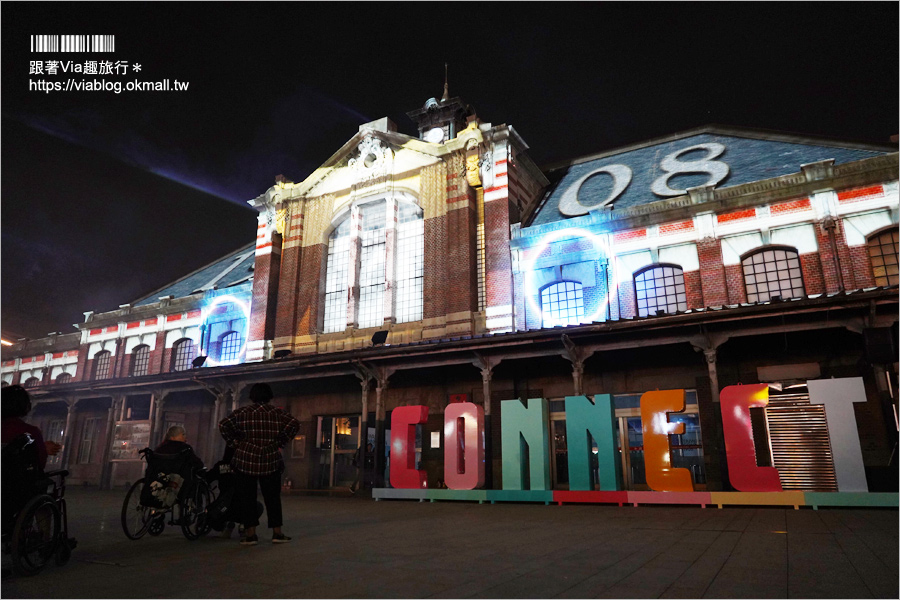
[{"x1": 389, "y1": 378, "x2": 869, "y2": 493}]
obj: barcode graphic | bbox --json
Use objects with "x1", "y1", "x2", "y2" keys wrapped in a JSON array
[{"x1": 30, "y1": 35, "x2": 115, "y2": 53}]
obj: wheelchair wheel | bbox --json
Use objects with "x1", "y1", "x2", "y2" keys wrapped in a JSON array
[
  {"x1": 121, "y1": 480, "x2": 152, "y2": 540},
  {"x1": 11, "y1": 494, "x2": 61, "y2": 576},
  {"x1": 147, "y1": 512, "x2": 166, "y2": 536},
  {"x1": 181, "y1": 480, "x2": 212, "y2": 540}
]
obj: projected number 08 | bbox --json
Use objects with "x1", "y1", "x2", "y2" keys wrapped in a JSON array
[{"x1": 558, "y1": 142, "x2": 730, "y2": 216}]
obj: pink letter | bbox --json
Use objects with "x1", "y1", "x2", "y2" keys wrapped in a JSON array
[
  {"x1": 389, "y1": 405, "x2": 429, "y2": 489},
  {"x1": 444, "y1": 402, "x2": 485, "y2": 490},
  {"x1": 720, "y1": 384, "x2": 782, "y2": 492}
]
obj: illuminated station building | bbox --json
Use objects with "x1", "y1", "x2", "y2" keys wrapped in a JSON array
[{"x1": 3, "y1": 92, "x2": 898, "y2": 503}]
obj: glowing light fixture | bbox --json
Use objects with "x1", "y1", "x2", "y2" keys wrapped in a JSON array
[
  {"x1": 523, "y1": 228, "x2": 613, "y2": 327},
  {"x1": 200, "y1": 295, "x2": 251, "y2": 367}
]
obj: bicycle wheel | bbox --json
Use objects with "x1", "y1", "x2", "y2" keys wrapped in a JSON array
[
  {"x1": 121, "y1": 479, "x2": 152, "y2": 540},
  {"x1": 11, "y1": 494, "x2": 61, "y2": 576},
  {"x1": 181, "y1": 480, "x2": 212, "y2": 540}
]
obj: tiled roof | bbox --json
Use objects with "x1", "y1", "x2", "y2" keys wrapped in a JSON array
[{"x1": 132, "y1": 243, "x2": 255, "y2": 306}]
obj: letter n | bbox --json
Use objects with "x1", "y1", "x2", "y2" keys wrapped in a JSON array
[
  {"x1": 565, "y1": 395, "x2": 621, "y2": 491},
  {"x1": 501, "y1": 398, "x2": 550, "y2": 490}
]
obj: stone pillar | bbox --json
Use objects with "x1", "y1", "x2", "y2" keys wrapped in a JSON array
[
  {"x1": 703, "y1": 348, "x2": 720, "y2": 404},
  {"x1": 100, "y1": 395, "x2": 123, "y2": 489},
  {"x1": 152, "y1": 394, "x2": 168, "y2": 446},
  {"x1": 60, "y1": 399, "x2": 78, "y2": 468},
  {"x1": 347, "y1": 204, "x2": 363, "y2": 329},
  {"x1": 355, "y1": 373, "x2": 372, "y2": 489},
  {"x1": 206, "y1": 395, "x2": 223, "y2": 463},
  {"x1": 373, "y1": 371, "x2": 391, "y2": 487},
  {"x1": 473, "y1": 353, "x2": 500, "y2": 489}
]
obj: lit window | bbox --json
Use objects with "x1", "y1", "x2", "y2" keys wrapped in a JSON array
[
  {"x1": 867, "y1": 227, "x2": 899, "y2": 286},
  {"x1": 395, "y1": 202, "x2": 425, "y2": 324},
  {"x1": 540, "y1": 281, "x2": 585, "y2": 327},
  {"x1": 131, "y1": 345, "x2": 150, "y2": 377},
  {"x1": 358, "y1": 201, "x2": 387, "y2": 329},
  {"x1": 171, "y1": 339, "x2": 196, "y2": 372},
  {"x1": 218, "y1": 331, "x2": 243, "y2": 363},
  {"x1": 323, "y1": 219, "x2": 351, "y2": 333},
  {"x1": 55, "y1": 373, "x2": 72, "y2": 384},
  {"x1": 323, "y1": 198, "x2": 424, "y2": 333},
  {"x1": 742, "y1": 247, "x2": 804, "y2": 302},
  {"x1": 23, "y1": 377, "x2": 40, "y2": 388},
  {"x1": 93, "y1": 350, "x2": 111, "y2": 380},
  {"x1": 634, "y1": 264, "x2": 687, "y2": 317}
]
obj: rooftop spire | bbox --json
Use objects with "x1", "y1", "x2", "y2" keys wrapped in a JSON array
[{"x1": 440, "y1": 63, "x2": 450, "y2": 103}]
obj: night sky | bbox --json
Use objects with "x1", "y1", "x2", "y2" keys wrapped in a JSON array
[{"x1": 2, "y1": 3, "x2": 897, "y2": 340}]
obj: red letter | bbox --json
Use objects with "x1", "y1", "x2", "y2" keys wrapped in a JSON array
[
  {"x1": 720, "y1": 384, "x2": 782, "y2": 492},
  {"x1": 389, "y1": 405, "x2": 429, "y2": 489},
  {"x1": 444, "y1": 402, "x2": 485, "y2": 490}
]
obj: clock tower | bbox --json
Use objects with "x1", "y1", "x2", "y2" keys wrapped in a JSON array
[{"x1": 406, "y1": 67, "x2": 473, "y2": 144}]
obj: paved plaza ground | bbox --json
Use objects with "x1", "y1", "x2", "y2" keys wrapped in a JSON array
[{"x1": 2, "y1": 487, "x2": 898, "y2": 598}]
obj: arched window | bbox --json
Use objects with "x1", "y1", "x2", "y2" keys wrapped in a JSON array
[
  {"x1": 93, "y1": 350, "x2": 111, "y2": 380},
  {"x1": 867, "y1": 227, "x2": 899, "y2": 286},
  {"x1": 634, "y1": 264, "x2": 687, "y2": 317},
  {"x1": 742, "y1": 246, "x2": 804, "y2": 302},
  {"x1": 23, "y1": 377, "x2": 40, "y2": 388},
  {"x1": 131, "y1": 345, "x2": 150, "y2": 377},
  {"x1": 217, "y1": 331, "x2": 243, "y2": 363},
  {"x1": 55, "y1": 373, "x2": 72, "y2": 384},
  {"x1": 540, "y1": 281, "x2": 585, "y2": 327},
  {"x1": 323, "y1": 198, "x2": 424, "y2": 333},
  {"x1": 171, "y1": 338, "x2": 196, "y2": 372}
]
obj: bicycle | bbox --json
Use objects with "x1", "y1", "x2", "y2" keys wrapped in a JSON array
[{"x1": 120, "y1": 447, "x2": 215, "y2": 541}]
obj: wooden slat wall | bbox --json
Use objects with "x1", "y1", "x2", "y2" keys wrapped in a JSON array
[{"x1": 765, "y1": 393, "x2": 838, "y2": 492}]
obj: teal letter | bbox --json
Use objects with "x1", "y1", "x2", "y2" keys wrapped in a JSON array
[
  {"x1": 501, "y1": 398, "x2": 550, "y2": 490},
  {"x1": 565, "y1": 394, "x2": 622, "y2": 491}
]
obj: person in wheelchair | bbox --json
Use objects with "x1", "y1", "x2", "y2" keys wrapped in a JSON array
[
  {"x1": 2, "y1": 385, "x2": 74, "y2": 575},
  {"x1": 141, "y1": 426, "x2": 204, "y2": 510},
  {"x1": 2, "y1": 386, "x2": 62, "y2": 527}
]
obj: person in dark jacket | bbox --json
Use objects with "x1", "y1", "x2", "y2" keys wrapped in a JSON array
[{"x1": 219, "y1": 383, "x2": 299, "y2": 546}]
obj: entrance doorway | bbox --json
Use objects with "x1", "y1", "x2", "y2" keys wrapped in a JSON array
[{"x1": 316, "y1": 415, "x2": 359, "y2": 488}]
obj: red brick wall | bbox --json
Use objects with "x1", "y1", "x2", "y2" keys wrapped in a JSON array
[
  {"x1": 424, "y1": 213, "x2": 447, "y2": 321},
  {"x1": 295, "y1": 243, "x2": 324, "y2": 337},
  {"x1": 445, "y1": 201, "x2": 478, "y2": 315},
  {"x1": 697, "y1": 238, "x2": 728, "y2": 307},
  {"x1": 149, "y1": 331, "x2": 166, "y2": 375},
  {"x1": 800, "y1": 253, "x2": 825, "y2": 295},
  {"x1": 248, "y1": 232, "x2": 282, "y2": 344},
  {"x1": 274, "y1": 244, "x2": 302, "y2": 341},
  {"x1": 484, "y1": 199, "x2": 513, "y2": 309},
  {"x1": 684, "y1": 270, "x2": 703, "y2": 309},
  {"x1": 849, "y1": 245, "x2": 876, "y2": 288},
  {"x1": 724, "y1": 264, "x2": 747, "y2": 304}
]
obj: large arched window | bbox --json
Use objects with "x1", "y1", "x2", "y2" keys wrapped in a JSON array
[
  {"x1": 634, "y1": 264, "x2": 687, "y2": 317},
  {"x1": 217, "y1": 331, "x2": 243, "y2": 363},
  {"x1": 867, "y1": 227, "x2": 898, "y2": 286},
  {"x1": 540, "y1": 281, "x2": 585, "y2": 327},
  {"x1": 23, "y1": 377, "x2": 40, "y2": 388},
  {"x1": 93, "y1": 350, "x2": 111, "y2": 380},
  {"x1": 55, "y1": 373, "x2": 72, "y2": 384},
  {"x1": 131, "y1": 345, "x2": 150, "y2": 377},
  {"x1": 742, "y1": 246, "x2": 804, "y2": 302},
  {"x1": 171, "y1": 338, "x2": 196, "y2": 372},
  {"x1": 323, "y1": 198, "x2": 424, "y2": 333}
]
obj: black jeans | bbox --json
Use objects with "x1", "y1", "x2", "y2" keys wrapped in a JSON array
[{"x1": 234, "y1": 471, "x2": 283, "y2": 529}]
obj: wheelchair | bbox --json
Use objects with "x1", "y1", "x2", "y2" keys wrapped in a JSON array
[
  {"x1": 120, "y1": 446, "x2": 215, "y2": 541},
  {"x1": 1, "y1": 433, "x2": 77, "y2": 577}
]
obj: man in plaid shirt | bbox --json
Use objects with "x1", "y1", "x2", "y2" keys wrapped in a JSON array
[{"x1": 219, "y1": 383, "x2": 299, "y2": 546}]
